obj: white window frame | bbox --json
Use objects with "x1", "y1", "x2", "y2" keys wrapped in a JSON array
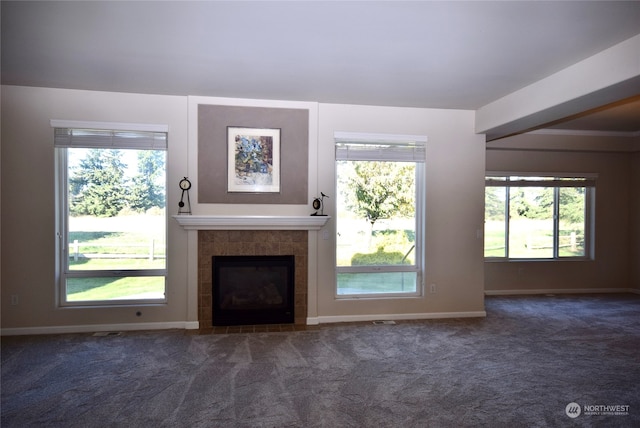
[
  {"x1": 334, "y1": 132, "x2": 426, "y2": 298},
  {"x1": 485, "y1": 172, "x2": 596, "y2": 261},
  {"x1": 52, "y1": 120, "x2": 169, "y2": 307}
]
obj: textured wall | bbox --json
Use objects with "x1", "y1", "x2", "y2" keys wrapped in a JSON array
[{"x1": 198, "y1": 104, "x2": 309, "y2": 204}]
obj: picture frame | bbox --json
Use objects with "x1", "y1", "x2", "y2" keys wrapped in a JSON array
[{"x1": 227, "y1": 127, "x2": 281, "y2": 193}]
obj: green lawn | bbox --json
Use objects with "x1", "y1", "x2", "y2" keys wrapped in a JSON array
[
  {"x1": 66, "y1": 214, "x2": 166, "y2": 301},
  {"x1": 335, "y1": 218, "x2": 418, "y2": 294},
  {"x1": 484, "y1": 219, "x2": 585, "y2": 258},
  {"x1": 67, "y1": 276, "x2": 165, "y2": 301}
]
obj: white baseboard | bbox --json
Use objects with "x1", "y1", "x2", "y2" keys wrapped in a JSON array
[
  {"x1": 484, "y1": 288, "x2": 636, "y2": 296},
  {"x1": 309, "y1": 311, "x2": 486, "y2": 325},
  {"x1": 1, "y1": 321, "x2": 200, "y2": 337}
]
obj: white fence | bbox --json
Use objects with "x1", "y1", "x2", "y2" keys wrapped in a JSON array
[
  {"x1": 527, "y1": 232, "x2": 580, "y2": 250},
  {"x1": 485, "y1": 232, "x2": 581, "y2": 252},
  {"x1": 69, "y1": 239, "x2": 165, "y2": 261}
]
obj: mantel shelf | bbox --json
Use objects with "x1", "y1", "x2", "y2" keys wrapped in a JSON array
[{"x1": 172, "y1": 215, "x2": 330, "y2": 231}]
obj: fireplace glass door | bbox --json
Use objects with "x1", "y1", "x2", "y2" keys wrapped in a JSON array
[{"x1": 212, "y1": 255, "x2": 295, "y2": 326}]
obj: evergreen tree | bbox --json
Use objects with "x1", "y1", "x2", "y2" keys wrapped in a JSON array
[
  {"x1": 529, "y1": 187, "x2": 554, "y2": 218},
  {"x1": 128, "y1": 151, "x2": 165, "y2": 212},
  {"x1": 485, "y1": 187, "x2": 505, "y2": 220},
  {"x1": 559, "y1": 187, "x2": 585, "y2": 226},
  {"x1": 531, "y1": 186, "x2": 585, "y2": 225},
  {"x1": 69, "y1": 149, "x2": 127, "y2": 217}
]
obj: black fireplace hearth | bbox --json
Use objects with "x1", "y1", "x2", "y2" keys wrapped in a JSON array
[{"x1": 212, "y1": 255, "x2": 295, "y2": 326}]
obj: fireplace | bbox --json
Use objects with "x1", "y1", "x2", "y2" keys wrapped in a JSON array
[
  {"x1": 213, "y1": 255, "x2": 295, "y2": 326},
  {"x1": 193, "y1": 228, "x2": 316, "y2": 330},
  {"x1": 173, "y1": 215, "x2": 330, "y2": 331}
]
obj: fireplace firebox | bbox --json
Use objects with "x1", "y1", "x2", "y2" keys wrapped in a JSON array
[{"x1": 212, "y1": 255, "x2": 295, "y2": 326}]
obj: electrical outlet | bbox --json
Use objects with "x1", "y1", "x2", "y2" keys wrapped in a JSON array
[
  {"x1": 430, "y1": 284, "x2": 437, "y2": 294},
  {"x1": 11, "y1": 295, "x2": 19, "y2": 306},
  {"x1": 322, "y1": 229, "x2": 330, "y2": 240}
]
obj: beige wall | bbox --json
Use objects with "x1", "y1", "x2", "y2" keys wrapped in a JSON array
[
  {"x1": 1, "y1": 86, "x2": 190, "y2": 331},
  {"x1": 485, "y1": 133, "x2": 637, "y2": 293},
  {"x1": 1, "y1": 86, "x2": 487, "y2": 333},
  {"x1": 316, "y1": 104, "x2": 486, "y2": 320},
  {"x1": 4, "y1": 85, "x2": 635, "y2": 333}
]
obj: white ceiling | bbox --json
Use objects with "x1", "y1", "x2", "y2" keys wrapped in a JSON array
[{"x1": 2, "y1": 1, "x2": 639, "y2": 134}]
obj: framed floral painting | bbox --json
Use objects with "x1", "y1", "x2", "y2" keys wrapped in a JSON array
[{"x1": 227, "y1": 127, "x2": 281, "y2": 193}]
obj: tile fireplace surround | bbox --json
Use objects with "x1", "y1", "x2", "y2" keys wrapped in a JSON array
[
  {"x1": 199, "y1": 229, "x2": 307, "y2": 329},
  {"x1": 174, "y1": 215, "x2": 330, "y2": 330}
]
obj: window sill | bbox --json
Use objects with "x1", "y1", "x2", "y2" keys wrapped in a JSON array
[{"x1": 484, "y1": 257, "x2": 594, "y2": 263}]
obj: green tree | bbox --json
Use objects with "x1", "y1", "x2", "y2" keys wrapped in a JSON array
[
  {"x1": 528, "y1": 187, "x2": 554, "y2": 218},
  {"x1": 128, "y1": 151, "x2": 165, "y2": 212},
  {"x1": 559, "y1": 187, "x2": 585, "y2": 226},
  {"x1": 509, "y1": 188, "x2": 534, "y2": 218},
  {"x1": 69, "y1": 149, "x2": 127, "y2": 217},
  {"x1": 530, "y1": 186, "x2": 585, "y2": 225},
  {"x1": 485, "y1": 187, "x2": 505, "y2": 220},
  {"x1": 342, "y1": 161, "x2": 415, "y2": 228}
]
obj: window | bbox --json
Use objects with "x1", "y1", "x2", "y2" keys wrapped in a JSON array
[
  {"x1": 485, "y1": 174, "x2": 595, "y2": 260},
  {"x1": 335, "y1": 132, "x2": 426, "y2": 297},
  {"x1": 53, "y1": 122, "x2": 168, "y2": 306}
]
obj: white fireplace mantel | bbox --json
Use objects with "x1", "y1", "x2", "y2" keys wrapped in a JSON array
[{"x1": 172, "y1": 215, "x2": 330, "y2": 231}]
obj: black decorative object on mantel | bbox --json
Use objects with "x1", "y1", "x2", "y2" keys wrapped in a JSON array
[
  {"x1": 178, "y1": 177, "x2": 192, "y2": 215},
  {"x1": 311, "y1": 192, "x2": 329, "y2": 216}
]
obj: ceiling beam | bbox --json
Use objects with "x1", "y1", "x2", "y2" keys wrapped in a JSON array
[{"x1": 476, "y1": 34, "x2": 640, "y2": 141}]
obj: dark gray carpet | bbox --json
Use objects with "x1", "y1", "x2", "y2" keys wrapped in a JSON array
[{"x1": 2, "y1": 294, "x2": 640, "y2": 427}]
